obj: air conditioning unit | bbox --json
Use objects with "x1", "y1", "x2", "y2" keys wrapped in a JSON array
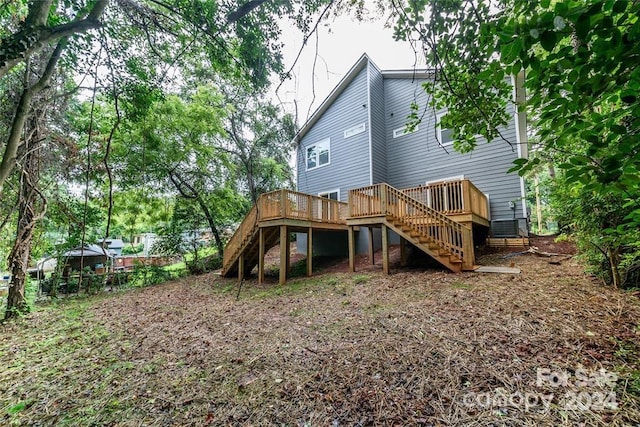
[{"x1": 491, "y1": 219, "x2": 520, "y2": 238}]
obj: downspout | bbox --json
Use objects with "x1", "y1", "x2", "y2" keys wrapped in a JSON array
[{"x1": 512, "y1": 71, "x2": 528, "y2": 218}]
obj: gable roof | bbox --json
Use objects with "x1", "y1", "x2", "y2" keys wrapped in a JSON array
[
  {"x1": 293, "y1": 53, "x2": 370, "y2": 145},
  {"x1": 293, "y1": 53, "x2": 437, "y2": 144},
  {"x1": 64, "y1": 244, "x2": 111, "y2": 258}
]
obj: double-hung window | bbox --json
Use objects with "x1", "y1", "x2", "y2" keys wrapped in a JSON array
[{"x1": 306, "y1": 138, "x2": 330, "y2": 170}]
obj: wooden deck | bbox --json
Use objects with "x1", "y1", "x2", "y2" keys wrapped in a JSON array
[
  {"x1": 401, "y1": 180, "x2": 489, "y2": 226},
  {"x1": 222, "y1": 180, "x2": 490, "y2": 282},
  {"x1": 221, "y1": 189, "x2": 349, "y2": 284}
]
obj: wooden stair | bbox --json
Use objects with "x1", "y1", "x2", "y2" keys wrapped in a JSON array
[
  {"x1": 385, "y1": 215, "x2": 464, "y2": 272},
  {"x1": 221, "y1": 226, "x2": 280, "y2": 278},
  {"x1": 221, "y1": 203, "x2": 260, "y2": 278},
  {"x1": 349, "y1": 183, "x2": 475, "y2": 272}
]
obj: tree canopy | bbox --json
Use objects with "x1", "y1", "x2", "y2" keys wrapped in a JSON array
[
  {"x1": 391, "y1": 0, "x2": 640, "y2": 286},
  {"x1": 0, "y1": 0, "x2": 336, "y2": 318}
]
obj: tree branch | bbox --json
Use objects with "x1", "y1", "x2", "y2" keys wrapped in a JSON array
[
  {"x1": 0, "y1": 0, "x2": 109, "y2": 79},
  {"x1": 0, "y1": 39, "x2": 68, "y2": 195}
]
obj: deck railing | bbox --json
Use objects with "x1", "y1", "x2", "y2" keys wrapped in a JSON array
[
  {"x1": 260, "y1": 189, "x2": 349, "y2": 223},
  {"x1": 223, "y1": 189, "x2": 348, "y2": 270},
  {"x1": 349, "y1": 183, "x2": 474, "y2": 268},
  {"x1": 402, "y1": 179, "x2": 489, "y2": 221}
]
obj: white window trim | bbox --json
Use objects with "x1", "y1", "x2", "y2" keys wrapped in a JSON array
[
  {"x1": 344, "y1": 123, "x2": 366, "y2": 139},
  {"x1": 436, "y1": 112, "x2": 454, "y2": 146},
  {"x1": 392, "y1": 124, "x2": 419, "y2": 138},
  {"x1": 318, "y1": 189, "x2": 340, "y2": 200},
  {"x1": 305, "y1": 138, "x2": 331, "y2": 171},
  {"x1": 425, "y1": 175, "x2": 465, "y2": 185}
]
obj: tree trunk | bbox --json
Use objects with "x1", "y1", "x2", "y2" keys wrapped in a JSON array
[
  {"x1": 169, "y1": 171, "x2": 225, "y2": 256},
  {"x1": 534, "y1": 175, "x2": 543, "y2": 234},
  {"x1": 0, "y1": 40, "x2": 66, "y2": 195},
  {"x1": 608, "y1": 246, "x2": 622, "y2": 288},
  {"x1": 197, "y1": 195, "x2": 225, "y2": 256},
  {"x1": 0, "y1": 0, "x2": 108, "y2": 80},
  {"x1": 5, "y1": 116, "x2": 45, "y2": 319}
]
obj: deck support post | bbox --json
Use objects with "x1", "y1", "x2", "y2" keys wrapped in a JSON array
[
  {"x1": 400, "y1": 237, "x2": 407, "y2": 267},
  {"x1": 462, "y1": 226, "x2": 475, "y2": 270},
  {"x1": 258, "y1": 227, "x2": 265, "y2": 284},
  {"x1": 238, "y1": 251, "x2": 245, "y2": 281},
  {"x1": 368, "y1": 226, "x2": 374, "y2": 265},
  {"x1": 279, "y1": 225, "x2": 288, "y2": 285},
  {"x1": 382, "y1": 224, "x2": 389, "y2": 274},
  {"x1": 348, "y1": 225, "x2": 355, "y2": 272},
  {"x1": 306, "y1": 228, "x2": 313, "y2": 277}
]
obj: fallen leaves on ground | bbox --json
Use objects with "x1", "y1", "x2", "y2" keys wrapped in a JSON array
[{"x1": 1, "y1": 249, "x2": 639, "y2": 426}]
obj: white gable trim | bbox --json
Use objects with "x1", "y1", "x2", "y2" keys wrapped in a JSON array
[{"x1": 293, "y1": 54, "x2": 371, "y2": 145}]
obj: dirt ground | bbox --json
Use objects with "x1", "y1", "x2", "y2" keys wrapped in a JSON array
[{"x1": 1, "y1": 239, "x2": 639, "y2": 426}]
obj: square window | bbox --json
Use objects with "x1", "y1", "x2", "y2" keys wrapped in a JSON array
[
  {"x1": 440, "y1": 126, "x2": 455, "y2": 145},
  {"x1": 306, "y1": 138, "x2": 330, "y2": 170}
]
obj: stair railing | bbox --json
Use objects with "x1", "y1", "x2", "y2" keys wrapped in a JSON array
[{"x1": 222, "y1": 203, "x2": 259, "y2": 271}]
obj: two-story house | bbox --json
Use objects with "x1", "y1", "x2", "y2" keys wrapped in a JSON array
[
  {"x1": 222, "y1": 53, "x2": 528, "y2": 283},
  {"x1": 294, "y1": 53, "x2": 527, "y2": 257}
]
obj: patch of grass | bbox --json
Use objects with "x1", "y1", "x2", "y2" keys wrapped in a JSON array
[
  {"x1": 184, "y1": 246, "x2": 218, "y2": 262},
  {"x1": 325, "y1": 277, "x2": 339, "y2": 287},
  {"x1": 289, "y1": 308, "x2": 305, "y2": 317},
  {"x1": 352, "y1": 274, "x2": 371, "y2": 285},
  {"x1": 362, "y1": 302, "x2": 386, "y2": 313},
  {"x1": 164, "y1": 261, "x2": 186, "y2": 271},
  {"x1": 7, "y1": 400, "x2": 31, "y2": 415},
  {"x1": 248, "y1": 276, "x2": 342, "y2": 299},
  {"x1": 220, "y1": 283, "x2": 236, "y2": 294},
  {"x1": 451, "y1": 281, "x2": 471, "y2": 289},
  {"x1": 331, "y1": 280, "x2": 352, "y2": 296}
]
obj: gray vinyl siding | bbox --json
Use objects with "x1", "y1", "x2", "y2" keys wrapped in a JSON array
[
  {"x1": 384, "y1": 77, "x2": 525, "y2": 220},
  {"x1": 296, "y1": 67, "x2": 370, "y2": 201},
  {"x1": 369, "y1": 62, "x2": 387, "y2": 183}
]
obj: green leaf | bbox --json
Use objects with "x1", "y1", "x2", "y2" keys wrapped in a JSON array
[
  {"x1": 513, "y1": 158, "x2": 528, "y2": 165},
  {"x1": 554, "y1": 3, "x2": 569, "y2": 15},
  {"x1": 575, "y1": 13, "x2": 591, "y2": 39},
  {"x1": 612, "y1": 0, "x2": 628, "y2": 13},
  {"x1": 507, "y1": 164, "x2": 522, "y2": 173},
  {"x1": 540, "y1": 30, "x2": 557, "y2": 51},
  {"x1": 620, "y1": 90, "x2": 637, "y2": 104}
]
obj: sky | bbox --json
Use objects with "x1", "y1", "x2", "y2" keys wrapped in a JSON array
[{"x1": 273, "y1": 11, "x2": 424, "y2": 125}]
